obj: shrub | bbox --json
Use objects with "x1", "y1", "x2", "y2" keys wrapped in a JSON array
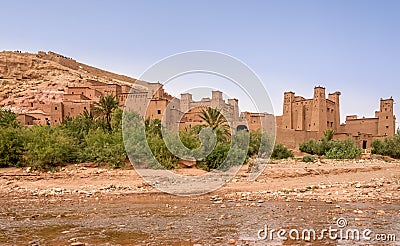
[
  {"x1": 299, "y1": 139, "x2": 318, "y2": 155},
  {"x1": 300, "y1": 129, "x2": 361, "y2": 159},
  {"x1": 372, "y1": 135, "x2": 400, "y2": 159},
  {"x1": 80, "y1": 128, "x2": 126, "y2": 168},
  {"x1": 302, "y1": 155, "x2": 315, "y2": 163},
  {"x1": 325, "y1": 139, "x2": 362, "y2": 159},
  {"x1": 247, "y1": 130, "x2": 274, "y2": 158},
  {"x1": 23, "y1": 126, "x2": 78, "y2": 170},
  {"x1": 300, "y1": 130, "x2": 336, "y2": 156},
  {"x1": 61, "y1": 110, "x2": 103, "y2": 143},
  {"x1": 146, "y1": 135, "x2": 178, "y2": 169},
  {"x1": 179, "y1": 129, "x2": 201, "y2": 150},
  {"x1": 0, "y1": 126, "x2": 24, "y2": 167},
  {"x1": 199, "y1": 142, "x2": 230, "y2": 171},
  {"x1": 271, "y1": 144, "x2": 294, "y2": 159},
  {"x1": 0, "y1": 109, "x2": 19, "y2": 127}
]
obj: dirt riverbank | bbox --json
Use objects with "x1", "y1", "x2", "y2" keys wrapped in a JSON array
[{"x1": 1, "y1": 159, "x2": 399, "y2": 245}]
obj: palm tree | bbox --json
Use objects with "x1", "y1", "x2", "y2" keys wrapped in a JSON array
[
  {"x1": 199, "y1": 107, "x2": 231, "y2": 141},
  {"x1": 93, "y1": 95, "x2": 119, "y2": 131}
]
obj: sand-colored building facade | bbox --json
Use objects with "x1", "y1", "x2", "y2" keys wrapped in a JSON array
[{"x1": 275, "y1": 86, "x2": 396, "y2": 149}]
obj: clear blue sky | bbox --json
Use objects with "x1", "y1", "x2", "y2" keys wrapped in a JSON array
[{"x1": 1, "y1": 1, "x2": 399, "y2": 123}]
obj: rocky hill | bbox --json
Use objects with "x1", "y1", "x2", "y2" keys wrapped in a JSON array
[{"x1": 0, "y1": 50, "x2": 138, "y2": 113}]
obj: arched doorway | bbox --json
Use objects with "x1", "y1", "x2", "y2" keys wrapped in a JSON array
[{"x1": 236, "y1": 125, "x2": 248, "y2": 132}]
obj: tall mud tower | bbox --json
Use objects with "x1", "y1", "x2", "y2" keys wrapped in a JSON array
[
  {"x1": 310, "y1": 86, "x2": 327, "y2": 133},
  {"x1": 376, "y1": 98, "x2": 396, "y2": 136}
]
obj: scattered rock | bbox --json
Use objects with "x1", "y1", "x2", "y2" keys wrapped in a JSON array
[{"x1": 228, "y1": 239, "x2": 236, "y2": 244}]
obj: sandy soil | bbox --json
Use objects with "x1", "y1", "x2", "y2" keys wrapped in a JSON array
[{"x1": 0, "y1": 159, "x2": 399, "y2": 245}]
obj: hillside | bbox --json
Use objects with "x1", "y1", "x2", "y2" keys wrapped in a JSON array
[{"x1": 0, "y1": 50, "x2": 138, "y2": 113}]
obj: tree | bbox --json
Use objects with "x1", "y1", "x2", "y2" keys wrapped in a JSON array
[
  {"x1": 0, "y1": 109, "x2": 19, "y2": 127},
  {"x1": 145, "y1": 117, "x2": 162, "y2": 138},
  {"x1": 93, "y1": 95, "x2": 120, "y2": 131},
  {"x1": 323, "y1": 129, "x2": 335, "y2": 141},
  {"x1": 198, "y1": 107, "x2": 231, "y2": 141}
]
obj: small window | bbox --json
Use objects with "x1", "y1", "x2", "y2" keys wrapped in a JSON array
[
  {"x1": 84, "y1": 107, "x2": 87, "y2": 110},
  {"x1": 72, "y1": 92, "x2": 74, "y2": 94},
  {"x1": 386, "y1": 116, "x2": 389, "y2": 119},
  {"x1": 157, "y1": 110, "x2": 161, "y2": 114},
  {"x1": 55, "y1": 107, "x2": 58, "y2": 110},
  {"x1": 386, "y1": 126, "x2": 389, "y2": 129}
]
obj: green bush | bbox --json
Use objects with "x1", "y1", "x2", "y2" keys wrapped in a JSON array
[
  {"x1": 23, "y1": 126, "x2": 78, "y2": 170},
  {"x1": 302, "y1": 155, "x2": 315, "y2": 163},
  {"x1": 372, "y1": 135, "x2": 400, "y2": 159},
  {"x1": 300, "y1": 130, "x2": 361, "y2": 159},
  {"x1": 0, "y1": 126, "x2": 24, "y2": 167},
  {"x1": 80, "y1": 128, "x2": 126, "y2": 168},
  {"x1": 248, "y1": 130, "x2": 274, "y2": 157},
  {"x1": 199, "y1": 142, "x2": 230, "y2": 171},
  {"x1": 147, "y1": 135, "x2": 178, "y2": 169},
  {"x1": 325, "y1": 138, "x2": 362, "y2": 159},
  {"x1": 0, "y1": 109, "x2": 19, "y2": 128},
  {"x1": 271, "y1": 144, "x2": 294, "y2": 159},
  {"x1": 61, "y1": 109, "x2": 105, "y2": 143}
]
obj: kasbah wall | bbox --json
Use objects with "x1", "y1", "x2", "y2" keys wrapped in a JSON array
[
  {"x1": 14, "y1": 70, "x2": 395, "y2": 151},
  {"x1": 275, "y1": 86, "x2": 396, "y2": 150}
]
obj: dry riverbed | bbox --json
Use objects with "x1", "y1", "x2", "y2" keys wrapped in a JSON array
[{"x1": 1, "y1": 159, "x2": 399, "y2": 245}]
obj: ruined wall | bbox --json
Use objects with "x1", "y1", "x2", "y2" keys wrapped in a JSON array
[
  {"x1": 37, "y1": 51, "x2": 78, "y2": 70},
  {"x1": 0, "y1": 51, "x2": 33, "y2": 80}
]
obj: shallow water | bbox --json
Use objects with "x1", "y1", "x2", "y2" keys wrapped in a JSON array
[{"x1": 0, "y1": 194, "x2": 399, "y2": 245}]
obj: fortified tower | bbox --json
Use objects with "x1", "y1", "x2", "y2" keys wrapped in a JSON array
[
  {"x1": 281, "y1": 91, "x2": 295, "y2": 129},
  {"x1": 310, "y1": 86, "x2": 327, "y2": 132},
  {"x1": 180, "y1": 93, "x2": 192, "y2": 113},
  {"x1": 211, "y1": 90, "x2": 223, "y2": 108},
  {"x1": 328, "y1": 91, "x2": 341, "y2": 131},
  {"x1": 376, "y1": 98, "x2": 396, "y2": 136},
  {"x1": 228, "y1": 98, "x2": 239, "y2": 122}
]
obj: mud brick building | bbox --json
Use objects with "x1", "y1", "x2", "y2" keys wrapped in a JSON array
[
  {"x1": 14, "y1": 75, "x2": 395, "y2": 151},
  {"x1": 276, "y1": 86, "x2": 396, "y2": 149}
]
